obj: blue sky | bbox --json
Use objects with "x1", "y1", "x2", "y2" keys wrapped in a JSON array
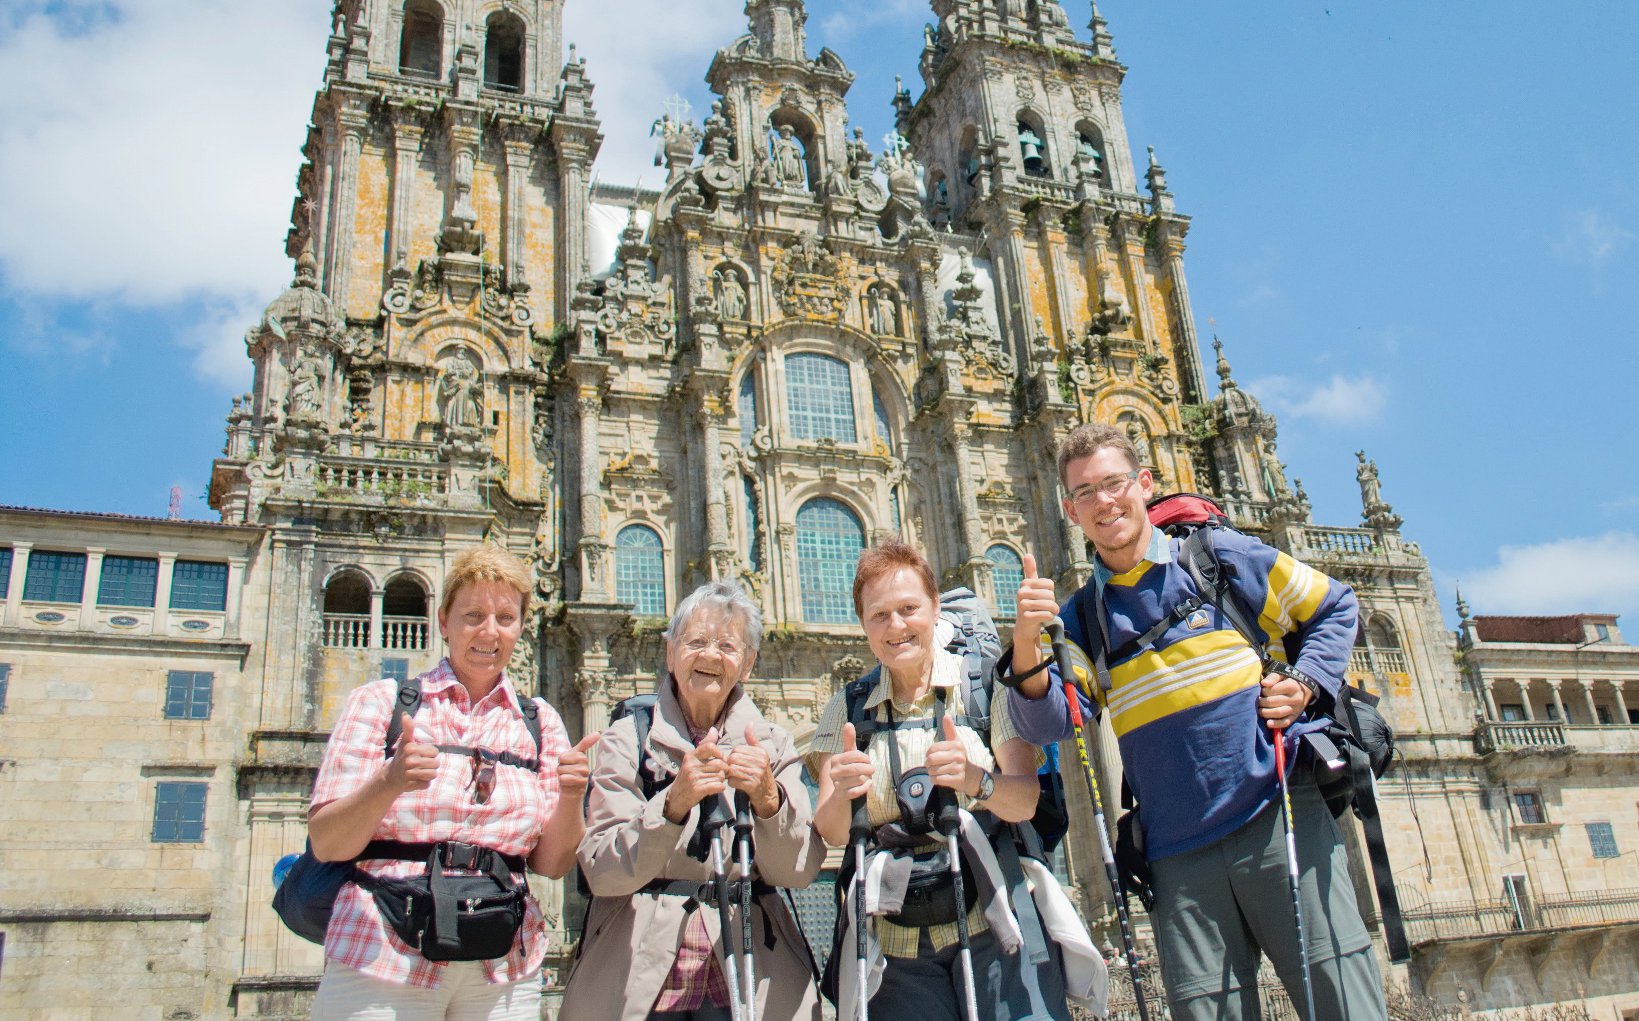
[{"x1": 2, "y1": 0, "x2": 1636, "y2": 626}]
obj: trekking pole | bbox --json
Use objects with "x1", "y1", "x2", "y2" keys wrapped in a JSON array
[
  {"x1": 704, "y1": 793, "x2": 744, "y2": 1021},
  {"x1": 849, "y1": 793, "x2": 872, "y2": 1021},
  {"x1": 734, "y1": 791, "x2": 757, "y2": 1021},
  {"x1": 936, "y1": 787, "x2": 981, "y2": 1021},
  {"x1": 1273, "y1": 726, "x2": 1317, "y2": 1021},
  {"x1": 1046, "y1": 618, "x2": 1152, "y2": 1021}
]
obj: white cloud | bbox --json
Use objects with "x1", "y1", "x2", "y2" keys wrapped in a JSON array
[
  {"x1": 1243, "y1": 372, "x2": 1386, "y2": 426},
  {"x1": 1461, "y1": 532, "x2": 1639, "y2": 620},
  {"x1": 564, "y1": 1, "x2": 743, "y2": 187},
  {"x1": 177, "y1": 295, "x2": 259, "y2": 388},
  {"x1": 0, "y1": 0, "x2": 330, "y2": 304},
  {"x1": 817, "y1": 0, "x2": 923, "y2": 42},
  {"x1": 1550, "y1": 208, "x2": 1636, "y2": 266}
]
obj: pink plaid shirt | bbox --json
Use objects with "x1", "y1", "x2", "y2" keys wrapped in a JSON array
[
  {"x1": 310, "y1": 661, "x2": 571, "y2": 988},
  {"x1": 652, "y1": 911, "x2": 730, "y2": 1011}
]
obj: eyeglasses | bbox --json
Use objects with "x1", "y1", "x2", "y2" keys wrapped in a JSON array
[
  {"x1": 1067, "y1": 470, "x2": 1140, "y2": 507},
  {"x1": 680, "y1": 634, "x2": 745, "y2": 658}
]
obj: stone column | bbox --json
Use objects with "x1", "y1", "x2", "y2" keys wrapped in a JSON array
[
  {"x1": 575, "y1": 387, "x2": 609, "y2": 601},
  {"x1": 948, "y1": 419, "x2": 986, "y2": 570},
  {"x1": 225, "y1": 556, "x2": 248, "y2": 641},
  {"x1": 1113, "y1": 216, "x2": 1158, "y2": 346},
  {"x1": 576, "y1": 668, "x2": 615, "y2": 734},
  {"x1": 1155, "y1": 223, "x2": 1210, "y2": 402},
  {"x1": 387, "y1": 116, "x2": 425, "y2": 275},
  {"x1": 3, "y1": 542, "x2": 30, "y2": 626},
  {"x1": 1479, "y1": 678, "x2": 1500, "y2": 721},
  {"x1": 1546, "y1": 679, "x2": 1568, "y2": 724},
  {"x1": 694, "y1": 395, "x2": 733, "y2": 581},
  {"x1": 1612, "y1": 682, "x2": 1630, "y2": 725},
  {"x1": 155, "y1": 552, "x2": 178, "y2": 637},
  {"x1": 501, "y1": 133, "x2": 534, "y2": 284},
  {"x1": 369, "y1": 586, "x2": 385, "y2": 650},
  {"x1": 323, "y1": 103, "x2": 371, "y2": 308},
  {"x1": 1033, "y1": 205, "x2": 1074, "y2": 363},
  {"x1": 1516, "y1": 679, "x2": 1535, "y2": 721},
  {"x1": 79, "y1": 547, "x2": 104, "y2": 631},
  {"x1": 1580, "y1": 681, "x2": 1600, "y2": 726}
]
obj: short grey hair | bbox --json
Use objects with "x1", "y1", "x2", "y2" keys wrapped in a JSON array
[{"x1": 663, "y1": 581, "x2": 764, "y2": 658}]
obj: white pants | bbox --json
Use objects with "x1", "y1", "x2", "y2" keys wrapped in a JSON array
[{"x1": 312, "y1": 961, "x2": 542, "y2": 1021}]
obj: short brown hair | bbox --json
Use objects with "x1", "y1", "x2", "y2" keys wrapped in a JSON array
[
  {"x1": 852, "y1": 537, "x2": 938, "y2": 618},
  {"x1": 1057, "y1": 422, "x2": 1141, "y2": 489},
  {"x1": 441, "y1": 545, "x2": 533, "y2": 617}
]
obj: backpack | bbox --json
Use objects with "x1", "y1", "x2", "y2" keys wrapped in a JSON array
[
  {"x1": 272, "y1": 675, "x2": 544, "y2": 944},
  {"x1": 1076, "y1": 491, "x2": 1408, "y2": 963},
  {"x1": 843, "y1": 586, "x2": 1069, "y2": 854}
]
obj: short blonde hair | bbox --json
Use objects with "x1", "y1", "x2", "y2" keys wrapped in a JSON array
[{"x1": 441, "y1": 545, "x2": 532, "y2": 617}]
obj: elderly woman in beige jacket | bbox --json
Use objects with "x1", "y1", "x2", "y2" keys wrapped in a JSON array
[{"x1": 561, "y1": 581, "x2": 825, "y2": 1021}]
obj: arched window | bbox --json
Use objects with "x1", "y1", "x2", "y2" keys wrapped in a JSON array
[
  {"x1": 323, "y1": 569, "x2": 372, "y2": 648},
  {"x1": 382, "y1": 574, "x2": 429, "y2": 650},
  {"x1": 615, "y1": 525, "x2": 666, "y2": 617},
  {"x1": 483, "y1": 13, "x2": 524, "y2": 91},
  {"x1": 1367, "y1": 615, "x2": 1402, "y2": 649},
  {"x1": 786, "y1": 353, "x2": 857, "y2": 443},
  {"x1": 796, "y1": 498, "x2": 864, "y2": 625},
  {"x1": 738, "y1": 369, "x2": 759, "y2": 448},
  {"x1": 1017, "y1": 114, "x2": 1050, "y2": 178},
  {"x1": 398, "y1": 0, "x2": 443, "y2": 78},
  {"x1": 1075, "y1": 122, "x2": 1107, "y2": 183},
  {"x1": 986, "y1": 545, "x2": 1024, "y2": 617}
]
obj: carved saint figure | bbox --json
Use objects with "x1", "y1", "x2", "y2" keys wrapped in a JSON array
[
  {"x1": 1356, "y1": 450, "x2": 1383, "y2": 508},
  {"x1": 714, "y1": 269, "x2": 747, "y2": 320},
  {"x1": 440, "y1": 359, "x2": 483, "y2": 429},
  {"x1": 1124, "y1": 419, "x2": 1153, "y2": 466},
  {"x1": 847, "y1": 126, "x2": 872, "y2": 181},
  {"x1": 868, "y1": 286, "x2": 898, "y2": 336},
  {"x1": 288, "y1": 355, "x2": 323, "y2": 418},
  {"x1": 770, "y1": 124, "x2": 806, "y2": 190}
]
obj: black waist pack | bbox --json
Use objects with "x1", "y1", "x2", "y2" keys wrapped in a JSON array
[
  {"x1": 359, "y1": 843, "x2": 528, "y2": 962},
  {"x1": 884, "y1": 845, "x2": 979, "y2": 928}
]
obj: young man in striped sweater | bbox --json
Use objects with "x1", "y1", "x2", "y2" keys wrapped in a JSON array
[{"x1": 1004, "y1": 423, "x2": 1385, "y2": 1020}]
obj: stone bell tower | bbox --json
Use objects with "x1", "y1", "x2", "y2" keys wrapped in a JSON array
[
  {"x1": 213, "y1": 1, "x2": 603, "y2": 999},
  {"x1": 900, "y1": 0, "x2": 1219, "y2": 564}
]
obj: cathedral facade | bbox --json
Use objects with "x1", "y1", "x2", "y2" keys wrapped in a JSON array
[{"x1": 1, "y1": 1, "x2": 1635, "y2": 1018}]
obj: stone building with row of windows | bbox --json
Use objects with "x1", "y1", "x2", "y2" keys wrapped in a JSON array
[{"x1": 2, "y1": 0, "x2": 1636, "y2": 1017}]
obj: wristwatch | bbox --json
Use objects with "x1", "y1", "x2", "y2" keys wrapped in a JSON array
[{"x1": 973, "y1": 768, "x2": 997, "y2": 803}]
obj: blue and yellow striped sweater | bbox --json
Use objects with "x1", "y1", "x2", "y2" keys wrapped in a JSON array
[{"x1": 1010, "y1": 526, "x2": 1358, "y2": 860}]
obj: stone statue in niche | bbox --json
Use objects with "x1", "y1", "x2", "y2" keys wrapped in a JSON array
[
  {"x1": 770, "y1": 124, "x2": 806, "y2": 190},
  {"x1": 287, "y1": 354, "x2": 323, "y2": 419},
  {"x1": 440, "y1": 359, "x2": 484, "y2": 429},
  {"x1": 868, "y1": 286, "x2": 899, "y2": 336},
  {"x1": 714, "y1": 269, "x2": 747, "y2": 320},
  {"x1": 1124, "y1": 420, "x2": 1153, "y2": 465}
]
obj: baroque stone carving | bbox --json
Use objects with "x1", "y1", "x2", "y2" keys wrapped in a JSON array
[{"x1": 771, "y1": 233, "x2": 846, "y2": 320}]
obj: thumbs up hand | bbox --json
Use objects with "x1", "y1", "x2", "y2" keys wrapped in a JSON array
[
  {"x1": 1015, "y1": 552, "x2": 1061, "y2": 646},
  {"x1": 555, "y1": 732, "x2": 602, "y2": 797},
  {"x1": 826, "y1": 721, "x2": 875, "y2": 801},
  {"x1": 727, "y1": 722, "x2": 781, "y2": 817},
  {"x1": 387, "y1": 712, "x2": 440, "y2": 794},
  {"x1": 925, "y1": 714, "x2": 977, "y2": 796},
  {"x1": 662, "y1": 726, "x2": 729, "y2": 824}
]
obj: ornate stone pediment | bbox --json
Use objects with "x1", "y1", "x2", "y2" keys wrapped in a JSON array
[
  {"x1": 595, "y1": 217, "x2": 676, "y2": 360},
  {"x1": 771, "y1": 233, "x2": 846, "y2": 320},
  {"x1": 382, "y1": 255, "x2": 536, "y2": 329},
  {"x1": 938, "y1": 251, "x2": 1014, "y2": 382}
]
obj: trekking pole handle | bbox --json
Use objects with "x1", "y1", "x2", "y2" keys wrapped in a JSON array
[
  {"x1": 935, "y1": 783, "x2": 960, "y2": 837},
  {"x1": 1045, "y1": 618, "x2": 1089, "y2": 730},
  {"x1": 734, "y1": 789, "x2": 753, "y2": 834},
  {"x1": 849, "y1": 792, "x2": 872, "y2": 844},
  {"x1": 700, "y1": 790, "x2": 734, "y2": 834}
]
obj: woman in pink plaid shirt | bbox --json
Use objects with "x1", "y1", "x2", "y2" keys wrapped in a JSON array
[{"x1": 306, "y1": 545, "x2": 598, "y2": 1020}]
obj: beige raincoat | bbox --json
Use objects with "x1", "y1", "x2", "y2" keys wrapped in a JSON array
[{"x1": 559, "y1": 681, "x2": 826, "y2": 1020}]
